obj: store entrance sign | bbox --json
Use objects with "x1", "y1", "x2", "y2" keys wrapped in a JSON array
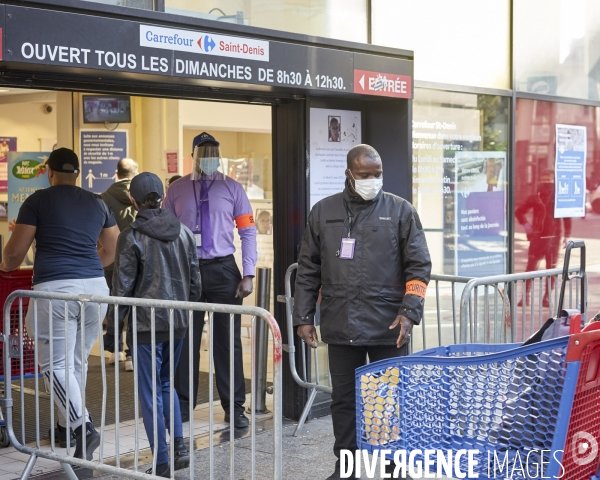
[
  {"x1": 3, "y1": 6, "x2": 412, "y2": 99},
  {"x1": 80, "y1": 131, "x2": 128, "y2": 194},
  {"x1": 555, "y1": 124, "x2": 586, "y2": 218},
  {"x1": 353, "y1": 69, "x2": 411, "y2": 99}
]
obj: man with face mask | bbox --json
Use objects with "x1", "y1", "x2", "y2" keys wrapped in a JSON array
[
  {"x1": 164, "y1": 132, "x2": 257, "y2": 429},
  {"x1": 293, "y1": 144, "x2": 432, "y2": 480},
  {"x1": 516, "y1": 170, "x2": 571, "y2": 307}
]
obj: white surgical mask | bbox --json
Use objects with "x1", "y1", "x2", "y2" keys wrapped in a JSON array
[
  {"x1": 199, "y1": 157, "x2": 220, "y2": 175},
  {"x1": 350, "y1": 172, "x2": 383, "y2": 200}
]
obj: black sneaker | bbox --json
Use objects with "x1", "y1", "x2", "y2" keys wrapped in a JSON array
[
  {"x1": 74, "y1": 421, "x2": 101, "y2": 461},
  {"x1": 173, "y1": 437, "x2": 190, "y2": 470},
  {"x1": 146, "y1": 462, "x2": 170, "y2": 478},
  {"x1": 224, "y1": 412, "x2": 249, "y2": 429},
  {"x1": 49, "y1": 422, "x2": 75, "y2": 448}
]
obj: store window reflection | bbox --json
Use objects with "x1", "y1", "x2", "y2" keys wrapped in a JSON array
[
  {"x1": 412, "y1": 89, "x2": 510, "y2": 277},
  {"x1": 514, "y1": 99, "x2": 600, "y2": 313},
  {"x1": 164, "y1": 0, "x2": 367, "y2": 43},
  {"x1": 515, "y1": 0, "x2": 600, "y2": 100}
]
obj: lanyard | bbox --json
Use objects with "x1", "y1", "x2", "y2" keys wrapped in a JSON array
[
  {"x1": 192, "y1": 176, "x2": 216, "y2": 230},
  {"x1": 342, "y1": 198, "x2": 376, "y2": 237}
]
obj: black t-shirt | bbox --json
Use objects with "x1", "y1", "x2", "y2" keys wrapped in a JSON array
[{"x1": 16, "y1": 185, "x2": 116, "y2": 285}]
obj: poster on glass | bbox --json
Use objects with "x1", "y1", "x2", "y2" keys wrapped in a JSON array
[{"x1": 554, "y1": 124, "x2": 586, "y2": 219}]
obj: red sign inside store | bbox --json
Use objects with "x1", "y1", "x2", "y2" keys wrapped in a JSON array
[{"x1": 353, "y1": 69, "x2": 412, "y2": 99}]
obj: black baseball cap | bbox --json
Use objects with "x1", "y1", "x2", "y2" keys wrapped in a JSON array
[
  {"x1": 192, "y1": 132, "x2": 219, "y2": 150},
  {"x1": 47, "y1": 148, "x2": 80, "y2": 174},
  {"x1": 130, "y1": 172, "x2": 164, "y2": 204}
]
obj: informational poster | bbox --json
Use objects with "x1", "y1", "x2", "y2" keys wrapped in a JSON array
[
  {"x1": 454, "y1": 151, "x2": 507, "y2": 277},
  {"x1": 166, "y1": 151, "x2": 178, "y2": 174},
  {"x1": 555, "y1": 124, "x2": 586, "y2": 218},
  {"x1": 80, "y1": 130, "x2": 128, "y2": 194},
  {"x1": 7, "y1": 152, "x2": 50, "y2": 229},
  {"x1": 0, "y1": 137, "x2": 17, "y2": 192},
  {"x1": 309, "y1": 108, "x2": 361, "y2": 209}
]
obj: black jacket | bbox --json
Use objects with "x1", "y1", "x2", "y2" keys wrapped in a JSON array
[
  {"x1": 111, "y1": 208, "x2": 201, "y2": 344},
  {"x1": 293, "y1": 185, "x2": 431, "y2": 346}
]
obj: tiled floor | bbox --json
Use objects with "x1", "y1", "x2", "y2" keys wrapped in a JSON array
[{"x1": 0, "y1": 331, "x2": 276, "y2": 479}]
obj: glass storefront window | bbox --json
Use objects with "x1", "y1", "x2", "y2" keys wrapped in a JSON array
[
  {"x1": 515, "y1": 0, "x2": 600, "y2": 100},
  {"x1": 372, "y1": 0, "x2": 510, "y2": 89},
  {"x1": 412, "y1": 89, "x2": 510, "y2": 277},
  {"x1": 515, "y1": 98, "x2": 600, "y2": 313},
  {"x1": 79, "y1": 0, "x2": 156, "y2": 11},
  {"x1": 164, "y1": 0, "x2": 368, "y2": 43}
]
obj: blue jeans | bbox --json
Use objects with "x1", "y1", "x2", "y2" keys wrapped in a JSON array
[{"x1": 134, "y1": 339, "x2": 184, "y2": 466}]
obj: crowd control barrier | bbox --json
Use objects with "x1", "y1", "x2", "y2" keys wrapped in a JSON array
[
  {"x1": 282, "y1": 262, "x2": 586, "y2": 436},
  {"x1": 0, "y1": 290, "x2": 282, "y2": 480},
  {"x1": 355, "y1": 329, "x2": 600, "y2": 479}
]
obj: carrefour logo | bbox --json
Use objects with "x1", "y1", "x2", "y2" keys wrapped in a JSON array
[
  {"x1": 140, "y1": 25, "x2": 269, "y2": 62},
  {"x1": 199, "y1": 35, "x2": 216, "y2": 53}
]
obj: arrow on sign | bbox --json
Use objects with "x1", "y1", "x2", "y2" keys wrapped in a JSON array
[{"x1": 359, "y1": 74, "x2": 365, "y2": 90}]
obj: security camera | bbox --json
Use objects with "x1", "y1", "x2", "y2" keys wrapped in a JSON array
[{"x1": 43, "y1": 104, "x2": 53, "y2": 114}]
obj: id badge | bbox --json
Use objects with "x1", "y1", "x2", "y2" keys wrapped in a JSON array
[
  {"x1": 339, "y1": 237, "x2": 356, "y2": 259},
  {"x1": 193, "y1": 231, "x2": 202, "y2": 247}
]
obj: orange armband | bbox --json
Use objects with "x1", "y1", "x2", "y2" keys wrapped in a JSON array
[
  {"x1": 235, "y1": 213, "x2": 255, "y2": 229},
  {"x1": 406, "y1": 280, "x2": 427, "y2": 299}
]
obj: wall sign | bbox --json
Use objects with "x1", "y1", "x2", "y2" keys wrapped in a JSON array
[
  {"x1": 555, "y1": 124, "x2": 586, "y2": 218},
  {"x1": 309, "y1": 108, "x2": 362, "y2": 209},
  {"x1": 8, "y1": 151, "x2": 49, "y2": 228},
  {"x1": 3, "y1": 6, "x2": 412, "y2": 99},
  {"x1": 166, "y1": 150, "x2": 178, "y2": 174},
  {"x1": 80, "y1": 130, "x2": 128, "y2": 194},
  {"x1": 0, "y1": 137, "x2": 17, "y2": 192}
]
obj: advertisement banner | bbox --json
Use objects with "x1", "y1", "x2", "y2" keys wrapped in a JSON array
[
  {"x1": 0, "y1": 137, "x2": 17, "y2": 192},
  {"x1": 309, "y1": 108, "x2": 361, "y2": 209},
  {"x1": 555, "y1": 124, "x2": 586, "y2": 218},
  {"x1": 80, "y1": 130, "x2": 128, "y2": 194},
  {"x1": 454, "y1": 151, "x2": 507, "y2": 277},
  {"x1": 7, "y1": 151, "x2": 49, "y2": 228}
]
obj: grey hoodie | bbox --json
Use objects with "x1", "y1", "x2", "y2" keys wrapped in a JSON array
[{"x1": 100, "y1": 179, "x2": 135, "y2": 233}]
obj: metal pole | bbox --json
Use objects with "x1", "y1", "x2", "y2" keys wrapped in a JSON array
[{"x1": 253, "y1": 267, "x2": 271, "y2": 413}]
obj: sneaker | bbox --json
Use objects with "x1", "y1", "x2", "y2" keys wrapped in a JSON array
[
  {"x1": 146, "y1": 463, "x2": 170, "y2": 478},
  {"x1": 108, "y1": 351, "x2": 126, "y2": 364},
  {"x1": 173, "y1": 437, "x2": 190, "y2": 470},
  {"x1": 49, "y1": 422, "x2": 75, "y2": 448},
  {"x1": 74, "y1": 421, "x2": 101, "y2": 461},
  {"x1": 125, "y1": 356, "x2": 133, "y2": 371}
]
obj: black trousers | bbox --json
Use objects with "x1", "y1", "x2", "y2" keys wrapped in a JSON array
[
  {"x1": 103, "y1": 266, "x2": 131, "y2": 356},
  {"x1": 175, "y1": 255, "x2": 246, "y2": 416},
  {"x1": 328, "y1": 343, "x2": 408, "y2": 460}
]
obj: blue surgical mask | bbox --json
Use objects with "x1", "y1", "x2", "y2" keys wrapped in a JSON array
[{"x1": 199, "y1": 157, "x2": 220, "y2": 175}]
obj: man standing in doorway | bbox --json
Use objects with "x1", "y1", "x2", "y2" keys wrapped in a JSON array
[
  {"x1": 0, "y1": 148, "x2": 119, "y2": 459},
  {"x1": 293, "y1": 144, "x2": 432, "y2": 480},
  {"x1": 100, "y1": 157, "x2": 138, "y2": 369},
  {"x1": 165, "y1": 132, "x2": 257, "y2": 428}
]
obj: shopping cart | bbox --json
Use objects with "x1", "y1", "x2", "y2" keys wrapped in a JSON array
[
  {"x1": 356, "y1": 328, "x2": 600, "y2": 479},
  {"x1": 0, "y1": 268, "x2": 35, "y2": 448}
]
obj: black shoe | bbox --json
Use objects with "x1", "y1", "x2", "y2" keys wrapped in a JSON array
[
  {"x1": 74, "y1": 421, "x2": 101, "y2": 461},
  {"x1": 173, "y1": 437, "x2": 190, "y2": 470},
  {"x1": 146, "y1": 462, "x2": 170, "y2": 478},
  {"x1": 49, "y1": 423, "x2": 75, "y2": 448},
  {"x1": 224, "y1": 412, "x2": 249, "y2": 429}
]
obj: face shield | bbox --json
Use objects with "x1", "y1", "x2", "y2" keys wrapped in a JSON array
[{"x1": 192, "y1": 144, "x2": 222, "y2": 179}]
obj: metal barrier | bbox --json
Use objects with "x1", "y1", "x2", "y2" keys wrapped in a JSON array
[
  {"x1": 281, "y1": 262, "x2": 586, "y2": 435},
  {"x1": 0, "y1": 290, "x2": 282, "y2": 480}
]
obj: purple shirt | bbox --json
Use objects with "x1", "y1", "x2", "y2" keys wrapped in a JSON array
[{"x1": 164, "y1": 172, "x2": 257, "y2": 277}]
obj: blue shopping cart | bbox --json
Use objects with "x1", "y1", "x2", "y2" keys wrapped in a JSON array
[{"x1": 356, "y1": 329, "x2": 600, "y2": 480}]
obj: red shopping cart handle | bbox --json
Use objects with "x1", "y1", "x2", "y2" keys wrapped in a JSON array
[{"x1": 570, "y1": 313, "x2": 582, "y2": 335}]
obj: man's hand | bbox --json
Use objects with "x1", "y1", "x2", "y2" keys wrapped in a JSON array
[
  {"x1": 235, "y1": 276, "x2": 254, "y2": 299},
  {"x1": 297, "y1": 324, "x2": 319, "y2": 348},
  {"x1": 523, "y1": 222, "x2": 533, "y2": 235},
  {"x1": 389, "y1": 314, "x2": 415, "y2": 348},
  {"x1": 563, "y1": 237, "x2": 570, "y2": 248}
]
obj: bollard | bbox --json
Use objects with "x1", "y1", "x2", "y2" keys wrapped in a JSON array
[{"x1": 253, "y1": 267, "x2": 271, "y2": 413}]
